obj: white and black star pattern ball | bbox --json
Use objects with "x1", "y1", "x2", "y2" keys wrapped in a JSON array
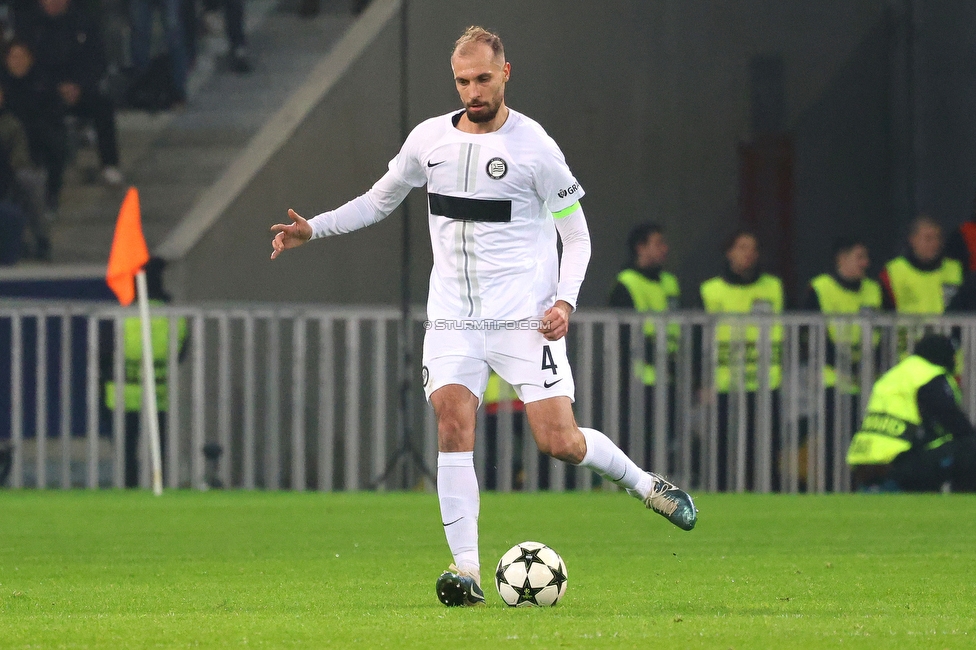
[{"x1": 494, "y1": 541, "x2": 568, "y2": 607}]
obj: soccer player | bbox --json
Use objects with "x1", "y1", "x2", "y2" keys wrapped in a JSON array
[{"x1": 270, "y1": 26, "x2": 697, "y2": 607}]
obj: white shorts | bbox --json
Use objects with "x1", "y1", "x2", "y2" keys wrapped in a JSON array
[{"x1": 421, "y1": 325, "x2": 576, "y2": 405}]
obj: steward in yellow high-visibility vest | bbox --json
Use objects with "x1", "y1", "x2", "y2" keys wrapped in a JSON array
[
  {"x1": 482, "y1": 371, "x2": 527, "y2": 490},
  {"x1": 609, "y1": 222, "x2": 681, "y2": 387},
  {"x1": 882, "y1": 255, "x2": 962, "y2": 313},
  {"x1": 609, "y1": 222, "x2": 681, "y2": 469},
  {"x1": 847, "y1": 334, "x2": 976, "y2": 492},
  {"x1": 700, "y1": 272, "x2": 783, "y2": 392},
  {"x1": 880, "y1": 216, "x2": 962, "y2": 314},
  {"x1": 104, "y1": 303, "x2": 187, "y2": 412},
  {"x1": 880, "y1": 216, "x2": 963, "y2": 364},
  {"x1": 802, "y1": 238, "x2": 881, "y2": 491},
  {"x1": 699, "y1": 238, "x2": 783, "y2": 394},
  {"x1": 699, "y1": 229, "x2": 783, "y2": 492},
  {"x1": 804, "y1": 238, "x2": 882, "y2": 392},
  {"x1": 483, "y1": 371, "x2": 523, "y2": 416}
]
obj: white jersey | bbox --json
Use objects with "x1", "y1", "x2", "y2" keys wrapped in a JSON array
[{"x1": 389, "y1": 109, "x2": 585, "y2": 321}]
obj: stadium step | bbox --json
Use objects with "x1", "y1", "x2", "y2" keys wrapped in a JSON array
[{"x1": 47, "y1": 0, "x2": 356, "y2": 265}]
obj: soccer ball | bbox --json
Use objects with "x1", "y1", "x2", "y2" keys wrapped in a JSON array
[{"x1": 494, "y1": 541, "x2": 568, "y2": 607}]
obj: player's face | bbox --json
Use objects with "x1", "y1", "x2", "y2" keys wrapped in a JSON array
[
  {"x1": 636, "y1": 232, "x2": 668, "y2": 268},
  {"x1": 451, "y1": 44, "x2": 510, "y2": 124},
  {"x1": 726, "y1": 234, "x2": 759, "y2": 275},
  {"x1": 836, "y1": 244, "x2": 869, "y2": 281},
  {"x1": 909, "y1": 223, "x2": 942, "y2": 263}
]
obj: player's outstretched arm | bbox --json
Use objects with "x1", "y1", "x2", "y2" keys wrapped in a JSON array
[{"x1": 270, "y1": 209, "x2": 312, "y2": 260}]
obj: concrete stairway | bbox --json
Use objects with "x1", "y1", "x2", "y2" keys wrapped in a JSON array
[{"x1": 47, "y1": 0, "x2": 355, "y2": 265}]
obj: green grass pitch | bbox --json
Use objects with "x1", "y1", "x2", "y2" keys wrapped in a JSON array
[{"x1": 2, "y1": 490, "x2": 975, "y2": 648}]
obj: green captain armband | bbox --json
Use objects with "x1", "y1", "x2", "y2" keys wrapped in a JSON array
[{"x1": 552, "y1": 202, "x2": 581, "y2": 219}]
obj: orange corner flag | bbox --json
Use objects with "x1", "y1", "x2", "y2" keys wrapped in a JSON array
[{"x1": 106, "y1": 187, "x2": 150, "y2": 306}]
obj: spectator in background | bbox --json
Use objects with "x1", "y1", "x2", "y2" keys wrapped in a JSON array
[
  {"x1": 16, "y1": 0, "x2": 123, "y2": 185},
  {"x1": 700, "y1": 229, "x2": 784, "y2": 491},
  {"x1": 129, "y1": 0, "x2": 189, "y2": 108},
  {"x1": 203, "y1": 0, "x2": 250, "y2": 73},
  {"x1": 609, "y1": 222, "x2": 680, "y2": 313},
  {"x1": 0, "y1": 83, "x2": 42, "y2": 263},
  {"x1": 802, "y1": 237, "x2": 882, "y2": 490},
  {"x1": 0, "y1": 130, "x2": 26, "y2": 264},
  {"x1": 880, "y1": 215, "x2": 962, "y2": 314},
  {"x1": 609, "y1": 222, "x2": 680, "y2": 470},
  {"x1": 0, "y1": 38, "x2": 67, "y2": 216}
]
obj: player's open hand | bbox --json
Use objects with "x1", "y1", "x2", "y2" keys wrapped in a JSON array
[
  {"x1": 539, "y1": 300, "x2": 572, "y2": 341},
  {"x1": 270, "y1": 209, "x2": 313, "y2": 259}
]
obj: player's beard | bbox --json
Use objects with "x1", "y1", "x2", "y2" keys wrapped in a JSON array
[{"x1": 465, "y1": 99, "x2": 501, "y2": 123}]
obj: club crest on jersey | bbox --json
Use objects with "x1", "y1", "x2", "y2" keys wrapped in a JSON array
[{"x1": 486, "y1": 157, "x2": 508, "y2": 179}]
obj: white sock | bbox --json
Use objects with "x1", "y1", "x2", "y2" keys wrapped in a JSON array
[
  {"x1": 578, "y1": 427, "x2": 653, "y2": 496},
  {"x1": 437, "y1": 451, "x2": 480, "y2": 574}
]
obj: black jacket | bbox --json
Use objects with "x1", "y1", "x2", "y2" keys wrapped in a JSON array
[
  {"x1": 0, "y1": 66, "x2": 65, "y2": 136},
  {"x1": 15, "y1": 4, "x2": 107, "y2": 95}
]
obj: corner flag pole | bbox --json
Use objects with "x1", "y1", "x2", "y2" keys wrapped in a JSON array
[
  {"x1": 135, "y1": 270, "x2": 164, "y2": 496},
  {"x1": 106, "y1": 187, "x2": 161, "y2": 495}
]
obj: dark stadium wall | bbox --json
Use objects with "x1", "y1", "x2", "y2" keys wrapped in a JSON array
[
  {"x1": 172, "y1": 11, "x2": 410, "y2": 304},
  {"x1": 912, "y1": 1, "x2": 976, "y2": 236},
  {"x1": 791, "y1": 9, "x2": 896, "y2": 293},
  {"x1": 175, "y1": 0, "x2": 938, "y2": 307},
  {"x1": 792, "y1": 1, "x2": 976, "y2": 291}
]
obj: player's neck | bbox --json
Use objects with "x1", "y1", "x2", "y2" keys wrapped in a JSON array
[{"x1": 456, "y1": 104, "x2": 510, "y2": 134}]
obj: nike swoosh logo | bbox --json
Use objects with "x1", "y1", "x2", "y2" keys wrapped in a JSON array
[
  {"x1": 543, "y1": 379, "x2": 563, "y2": 388},
  {"x1": 427, "y1": 160, "x2": 446, "y2": 167},
  {"x1": 443, "y1": 517, "x2": 463, "y2": 527}
]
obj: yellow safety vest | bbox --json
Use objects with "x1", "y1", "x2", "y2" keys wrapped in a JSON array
[
  {"x1": 484, "y1": 372, "x2": 522, "y2": 414},
  {"x1": 615, "y1": 269, "x2": 680, "y2": 385},
  {"x1": 700, "y1": 273, "x2": 783, "y2": 392},
  {"x1": 105, "y1": 305, "x2": 187, "y2": 412},
  {"x1": 846, "y1": 355, "x2": 957, "y2": 465},
  {"x1": 810, "y1": 274, "x2": 882, "y2": 391},
  {"x1": 884, "y1": 256, "x2": 962, "y2": 314}
]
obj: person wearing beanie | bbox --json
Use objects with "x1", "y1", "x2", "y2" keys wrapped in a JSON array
[{"x1": 847, "y1": 334, "x2": 976, "y2": 491}]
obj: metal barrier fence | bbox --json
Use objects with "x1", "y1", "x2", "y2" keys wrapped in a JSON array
[{"x1": 2, "y1": 301, "x2": 974, "y2": 493}]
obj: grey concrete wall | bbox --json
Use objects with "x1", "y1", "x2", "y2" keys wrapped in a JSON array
[
  {"x1": 174, "y1": 10, "x2": 410, "y2": 304},
  {"x1": 181, "y1": 0, "x2": 967, "y2": 308},
  {"x1": 913, "y1": 1, "x2": 976, "y2": 229},
  {"x1": 792, "y1": 9, "x2": 895, "y2": 291},
  {"x1": 793, "y1": 0, "x2": 976, "y2": 286}
]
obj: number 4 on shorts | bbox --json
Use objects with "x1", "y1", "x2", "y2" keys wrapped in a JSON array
[{"x1": 542, "y1": 345, "x2": 558, "y2": 375}]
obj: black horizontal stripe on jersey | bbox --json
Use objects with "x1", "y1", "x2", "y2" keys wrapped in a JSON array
[{"x1": 428, "y1": 193, "x2": 512, "y2": 223}]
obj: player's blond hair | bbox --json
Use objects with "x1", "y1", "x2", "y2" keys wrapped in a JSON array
[{"x1": 453, "y1": 25, "x2": 505, "y2": 62}]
